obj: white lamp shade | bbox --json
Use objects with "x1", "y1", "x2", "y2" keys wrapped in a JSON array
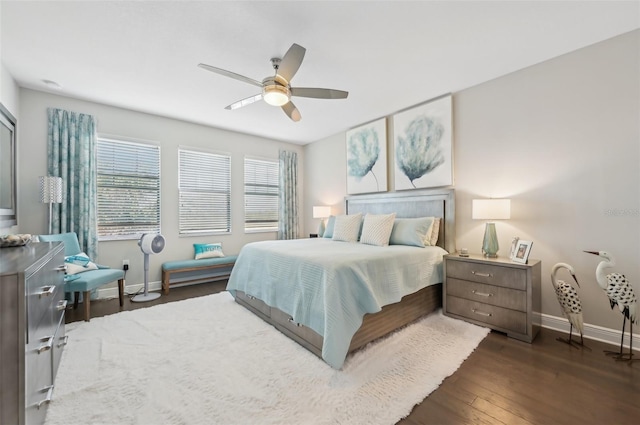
[
  {"x1": 313, "y1": 206, "x2": 331, "y2": 219},
  {"x1": 472, "y1": 199, "x2": 511, "y2": 220},
  {"x1": 39, "y1": 176, "x2": 63, "y2": 204}
]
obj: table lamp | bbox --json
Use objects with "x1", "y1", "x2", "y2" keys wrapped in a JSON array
[
  {"x1": 313, "y1": 206, "x2": 331, "y2": 237},
  {"x1": 472, "y1": 199, "x2": 511, "y2": 258}
]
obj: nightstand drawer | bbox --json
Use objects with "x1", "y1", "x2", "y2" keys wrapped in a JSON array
[
  {"x1": 446, "y1": 295, "x2": 527, "y2": 335},
  {"x1": 446, "y1": 278, "x2": 526, "y2": 311},
  {"x1": 446, "y1": 260, "x2": 526, "y2": 291}
]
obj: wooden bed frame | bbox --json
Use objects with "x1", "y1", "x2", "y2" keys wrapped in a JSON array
[{"x1": 234, "y1": 188, "x2": 456, "y2": 362}]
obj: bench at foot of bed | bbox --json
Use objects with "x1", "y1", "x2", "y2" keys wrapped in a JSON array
[{"x1": 161, "y1": 255, "x2": 237, "y2": 295}]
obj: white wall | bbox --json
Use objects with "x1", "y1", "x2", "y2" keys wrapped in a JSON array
[
  {"x1": 303, "y1": 132, "x2": 348, "y2": 233},
  {"x1": 303, "y1": 30, "x2": 640, "y2": 333},
  {"x1": 18, "y1": 89, "x2": 304, "y2": 291}
]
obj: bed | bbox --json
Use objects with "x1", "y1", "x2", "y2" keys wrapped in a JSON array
[{"x1": 226, "y1": 188, "x2": 455, "y2": 368}]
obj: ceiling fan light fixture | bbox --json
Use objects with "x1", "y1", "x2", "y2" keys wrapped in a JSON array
[{"x1": 263, "y1": 84, "x2": 290, "y2": 106}]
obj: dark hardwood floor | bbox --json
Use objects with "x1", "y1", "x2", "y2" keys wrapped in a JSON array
[{"x1": 67, "y1": 283, "x2": 640, "y2": 425}]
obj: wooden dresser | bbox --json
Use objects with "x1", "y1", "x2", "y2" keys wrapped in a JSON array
[
  {"x1": 0, "y1": 242, "x2": 67, "y2": 425},
  {"x1": 443, "y1": 254, "x2": 541, "y2": 343}
]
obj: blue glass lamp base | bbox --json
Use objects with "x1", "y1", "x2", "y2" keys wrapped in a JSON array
[
  {"x1": 318, "y1": 219, "x2": 326, "y2": 238},
  {"x1": 482, "y1": 222, "x2": 499, "y2": 258}
]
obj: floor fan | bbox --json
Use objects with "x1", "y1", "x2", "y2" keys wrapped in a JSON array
[{"x1": 132, "y1": 233, "x2": 166, "y2": 303}]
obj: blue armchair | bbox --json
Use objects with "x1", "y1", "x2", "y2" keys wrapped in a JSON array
[{"x1": 39, "y1": 232, "x2": 125, "y2": 321}]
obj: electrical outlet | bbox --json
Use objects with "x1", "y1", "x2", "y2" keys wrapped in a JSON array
[{"x1": 122, "y1": 259, "x2": 129, "y2": 271}]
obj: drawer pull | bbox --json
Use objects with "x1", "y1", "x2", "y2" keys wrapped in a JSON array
[
  {"x1": 472, "y1": 290, "x2": 493, "y2": 297},
  {"x1": 472, "y1": 309, "x2": 492, "y2": 317},
  {"x1": 38, "y1": 285, "x2": 55, "y2": 298},
  {"x1": 37, "y1": 336, "x2": 54, "y2": 354},
  {"x1": 246, "y1": 294, "x2": 256, "y2": 300},
  {"x1": 288, "y1": 317, "x2": 302, "y2": 327},
  {"x1": 471, "y1": 271, "x2": 493, "y2": 278},
  {"x1": 36, "y1": 385, "x2": 54, "y2": 409},
  {"x1": 57, "y1": 335, "x2": 69, "y2": 348},
  {"x1": 57, "y1": 300, "x2": 68, "y2": 311},
  {"x1": 55, "y1": 265, "x2": 67, "y2": 272}
]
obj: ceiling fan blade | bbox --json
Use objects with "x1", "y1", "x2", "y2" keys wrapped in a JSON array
[
  {"x1": 225, "y1": 94, "x2": 263, "y2": 110},
  {"x1": 198, "y1": 63, "x2": 263, "y2": 88},
  {"x1": 276, "y1": 43, "x2": 306, "y2": 83},
  {"x1": 282, "y1": 101, "x2": 301, "y2": 122},
  {"x1": 291, "y1": 87, "x2": 349, "y2": 99}
]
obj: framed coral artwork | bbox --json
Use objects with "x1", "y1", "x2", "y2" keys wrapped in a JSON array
[
  {"x1": 346, "y1": 117, "x2": 388, "y2": 194},
  {"x1": 393, "y1": 94, "x2": 452, "y2": 190}
]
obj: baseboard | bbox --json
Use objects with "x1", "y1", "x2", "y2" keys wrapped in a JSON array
[
  {"x1": 541, "y1": 313, "x2": 639, "y2": 352},
  {"x1": 97, "y1": 280, "x2": 163, "y2": 299},
  {"x1": 96, "y1": 277, "x2": 228, "y2": 299}
]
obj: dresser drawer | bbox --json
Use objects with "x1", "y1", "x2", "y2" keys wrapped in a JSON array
[
  {"x1": 25, "y1": 313, "x2": 56, "y2": 425},
  {"x1": 446, "y1": 295, "x2": 527, "y2": 335},
  {"x1": 446, "y1": 260, "x2": 526, "y2": 290},
  {"x1": 26, "y1": 256, "x2": 65, "y2": 342},
  {"x1": 52, "y1": 311, "x2": 67, "y2": 380},
  {"x1": 446, "y1": 278, "x2": 526, "y2": 311}
]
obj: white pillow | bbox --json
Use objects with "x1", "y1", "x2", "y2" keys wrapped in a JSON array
[
  {"x1": 426, "y1": 218, "x2": 441, "y2": 246},
  {"x1": 360, "y1": 213, "x2": 396, "y2": 247},
  {"x1": 332, "y1": 213, "x2": 363, "y2": 243}
]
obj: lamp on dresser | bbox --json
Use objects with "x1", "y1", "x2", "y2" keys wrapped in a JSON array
[
  {"x1": 472, "y1": 198, "x2": 511, "y2": 258},
  {"x1": 313, "y1": 206, "x2": 331, "y2": 237}
]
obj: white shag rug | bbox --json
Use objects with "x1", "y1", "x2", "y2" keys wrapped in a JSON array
[{"x1": 45, "y1": 291, "x2": 489, "y2": 425}]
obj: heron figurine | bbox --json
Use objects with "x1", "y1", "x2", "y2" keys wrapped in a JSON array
[
  {"x1": 551, "y1": 263, "x2": 588, "y2": 349},
  {"x1": 584, "y1": 250, "x2": 638, "y2": 362}
]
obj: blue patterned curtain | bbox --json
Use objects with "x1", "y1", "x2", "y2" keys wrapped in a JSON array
[
  {"x1": 278, "y1": 150, "x2": 299, "y2": 240},
  {"x1": 47, "y1": 108, "x2": 98, "y2": 258}
]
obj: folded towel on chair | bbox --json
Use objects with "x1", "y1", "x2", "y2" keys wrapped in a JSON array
[{"x1": 65, "y1": 253, "x2": 99, "y2": 275}]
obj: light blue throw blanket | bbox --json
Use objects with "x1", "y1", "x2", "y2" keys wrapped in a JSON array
[{"x1": 227, "y1": 238, "x2": 447, "y2": 368}]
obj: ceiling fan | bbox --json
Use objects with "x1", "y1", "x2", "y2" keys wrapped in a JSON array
[{"x1": 198, "y1": 43, "x2": 348, "y2": 122}]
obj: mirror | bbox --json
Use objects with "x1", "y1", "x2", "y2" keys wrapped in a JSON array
[{"x1": 0, "y1": 102, "x2": 17, "y2": 227}]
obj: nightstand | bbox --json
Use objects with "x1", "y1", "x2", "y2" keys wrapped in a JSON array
[{"x1": 443, "y1": 254, "x2": 541, "y2": 342}]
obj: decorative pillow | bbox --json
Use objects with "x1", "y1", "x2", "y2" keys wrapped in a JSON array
[
  {"x1": 323, "y1": 215, "x2": 336, "y2": 238},
  {"x1": 64, "y1": 253, "x2": 99, "y2": 275},
  {"x1": 389, "y1": 217, "x2": 435, "y2": 248},
  {"x1": 359, "y1": 213, "x2": 396, "y2": 247},
  {"x1": 332, "y1": 213, "x2": 363, "y2": 243},
  {"x1": 194, "y1": 243, "x2": 225, "y2": 260},
  {"x1": 426, "y1": 218, "x2": 441, "y2": 246}
]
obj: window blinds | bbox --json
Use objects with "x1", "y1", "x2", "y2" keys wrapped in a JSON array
[
  {"x1": 244, "y1": 157, "x2": 279, "y2": 231},
  {"x1": 179, "y1": 149, "x2": 231, "y2": 234},
  {"x1": 97, "y1": 138, "x2": 161, "y2": 239}
]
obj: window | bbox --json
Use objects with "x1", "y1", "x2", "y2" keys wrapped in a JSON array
[
  {"x1": 179, "y1": 148, "x2": 231, "y2": 235},
  {"x1": 97, "y1": 138, "x2": 161, "y2": 240},
  {"x1": 244, "y1": 157, "x2": 279, "y2": 232}
]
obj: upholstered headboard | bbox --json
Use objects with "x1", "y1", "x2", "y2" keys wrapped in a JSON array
[{"x1": 345, "y1": 188, "x2": 456, "y2": 253}]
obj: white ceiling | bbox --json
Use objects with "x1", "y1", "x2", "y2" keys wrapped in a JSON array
[{"x1": 2, "y1": 1, "x2": 638, "y2": 145}]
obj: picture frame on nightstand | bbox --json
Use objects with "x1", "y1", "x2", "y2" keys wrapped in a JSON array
[{"x1": 512, "y1": 240, "x2": 533, "y2": 264}]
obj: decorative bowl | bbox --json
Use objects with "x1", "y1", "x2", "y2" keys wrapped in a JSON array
[{"x1": 0, "y1": 234, "x2": 32, "y2": 248}]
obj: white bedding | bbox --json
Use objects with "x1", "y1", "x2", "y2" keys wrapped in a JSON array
[{"x1": 226, "y1": 238, "x2": 447, "y2": 368}]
